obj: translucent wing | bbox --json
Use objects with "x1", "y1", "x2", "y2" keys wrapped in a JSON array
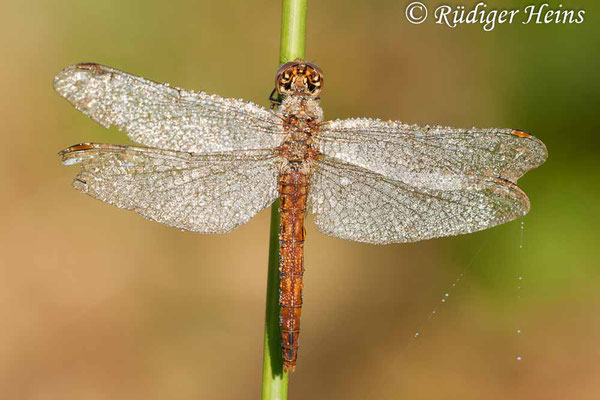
[
  {"x1": 60, "y1": 143, "x2": 279, "y2": 233},
  {"x1": 316, "y1": 119, "x2": 547, "y2": 185},
  {"x1": 308, "y1": 157, "x2": 530, "y2": 244},
  {"x1": 54, "y1": 63, "x2": 284, "y2": 153}
]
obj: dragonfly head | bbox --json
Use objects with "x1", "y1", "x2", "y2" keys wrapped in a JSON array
[{"x1": 275, "y1": 58, "x2": 323, "y2": 98}]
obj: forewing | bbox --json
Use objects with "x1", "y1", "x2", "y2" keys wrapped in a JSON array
[
  {"x1": 316, "y1": 119, "x2": 547, "y2": 185},
  {"x1": 308, "y1": 157, "x2": 530, "y2": 244},
  {"x1": 54, "y1": 63, "x2": 284, "y2": 153},
  {"x1": 60, "y1": 144, "x2": 279, "y2": 233}
]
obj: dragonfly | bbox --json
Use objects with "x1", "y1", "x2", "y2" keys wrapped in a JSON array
[{"x1": 54, "y1": 59, "x2": 547, "y2": 371}]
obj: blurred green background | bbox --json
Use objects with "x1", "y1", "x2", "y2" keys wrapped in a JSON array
[{"x1": 1, "y1": 0, "x2": 599, "y2": 399}]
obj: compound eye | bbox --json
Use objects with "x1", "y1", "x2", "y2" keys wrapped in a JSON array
[{"x1": 282, "y1": 71, "x2": 292, "y2": 81}]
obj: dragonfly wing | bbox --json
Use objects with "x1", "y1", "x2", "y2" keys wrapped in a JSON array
[
  {"x1": 308, "y1": 157, "x2": 530, "y2": 244},
  {"x1": 60, "y1": 144, "x2": 279, "y2": 233},
  {"x1": 316, "y1": 119, "x2": 547, "y2": 185},
  {"x1": 54, "y1": 63, "x2": 284, "y2": 153}
]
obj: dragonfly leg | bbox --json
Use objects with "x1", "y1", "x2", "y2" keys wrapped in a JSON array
[{"x1": 269, "y1": 87, "x2": 282, "y2": 109}]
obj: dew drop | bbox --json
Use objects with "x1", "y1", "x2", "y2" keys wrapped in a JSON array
[
  {"x1": 516, "y1": 329, "x2": 522, "y2": 334},
  {"x1": 414, "y1": 332, "x2": 420, "y2": 338},
  {"x1": 519, "y1": 221, "x2": 525, "y2": 249},
  {"x1": 444, "y1": 293, "x2": 449, "y2": 297},
  {"x1": 516, "y1": 356, "x2": 523, "y2": 361}
]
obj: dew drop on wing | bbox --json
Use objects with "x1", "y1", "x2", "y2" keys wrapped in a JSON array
[{"x1": 340, "y1": 177, "x2": 352, "y2": 186}]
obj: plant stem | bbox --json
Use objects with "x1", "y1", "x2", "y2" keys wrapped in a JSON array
[
  {"x1": 261, "y1": 1, "x2": 307, "y2": 399},
  {"x1": 261, "y1": 200, "x2": 286, "y2": 400},
  {"x1": 279, "y1": 0, "x2": 307, "y2": 65}
]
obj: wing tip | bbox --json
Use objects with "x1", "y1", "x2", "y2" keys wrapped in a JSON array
[
  {"x1": 53, "y1": 62, "x2": 109, "y2": 91},
  {"x1": 491, "y1": 178, "x2": 531, "y2": 221},
  {"x1": 509, "y1": 129, "x2": 549, "y2": 173}
]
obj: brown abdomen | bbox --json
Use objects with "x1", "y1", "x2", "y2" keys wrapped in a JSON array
[{"x1": 278, "y1": 167, "x2": 309, "y2": 371}]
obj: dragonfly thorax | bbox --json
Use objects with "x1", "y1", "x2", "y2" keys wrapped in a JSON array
[
  {"x1": 277, "y1": 96, "x2": 322, "y2": 167},
  {"x1": 280, "y1": 95, "x2": 323, "y2": 122}
]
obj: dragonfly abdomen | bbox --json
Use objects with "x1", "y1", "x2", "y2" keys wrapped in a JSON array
[{"x1": 278, "y1": 166, "x2": 309, "y2": 371}]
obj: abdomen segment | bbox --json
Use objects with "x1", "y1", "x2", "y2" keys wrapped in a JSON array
[{"x1": 278, "y1": 168, "x2": 309, "y2": 371}]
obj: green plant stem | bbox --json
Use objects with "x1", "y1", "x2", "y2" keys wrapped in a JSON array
[
  {"x1": 279, "y1": 0, "x2": 307, "y2": 65},
  {"x1": 261, "y1": 200, "x2": 286, "y2": 400},
  {"x1": 261, "y1": 1, "x2": 307, "y2": 400}
]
